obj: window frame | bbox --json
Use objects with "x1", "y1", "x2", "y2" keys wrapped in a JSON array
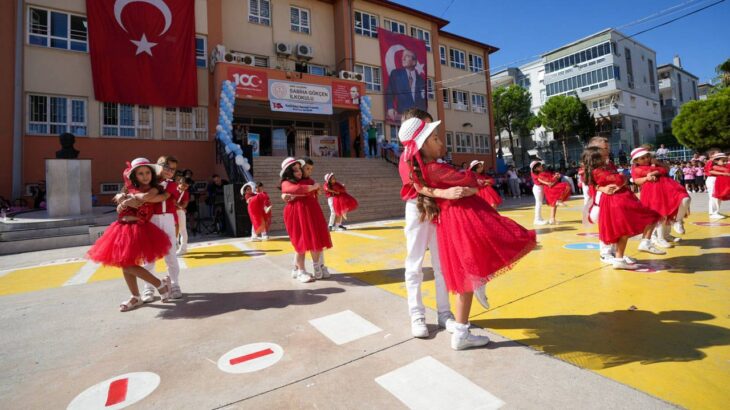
[
  {"x1": 354, "y1": 63, "x2": 382, "y2": 91},
  {"x1": 307, "y1": 64, "x2": 326, "y2": 76},
  {"x1": 455, "y1": 132, "x2": 473, "y2": 153},
  {"x1": 451, "y1": 90, "x2": 469, "y2": 111},
  {"x1": 442, "y1": 88, "x2": 450, "y2": 108},
  {"x1": 445, "y1": 131, "x2": 454, "y2": 152},
  {"x1": 354, "y1": 10, "x2": 378, "y2": 38},
  {"x1": 101, "y1": 103, "x2": 153, "y2": 139},
  {"x1": 468, "y1": 53, "x2": 484, "y2": 73},
  {"x1": 471, "y1": 93, "x2": 486, "y2": 113},
  {"x1": 195, "y1": 35, "x2": 207, "y2": 68},
  {"x1": 290, "y1": 6, "x2": 311, "y2": 34},
  {"x1": 439, "y1": 45, "x2": 447, "y2": 65},
  {"x1": 248, "y1": 0, "x2": 271, "y2": 26},
  {"x1": 163, "y1": 107, "x2": 208, "y2": 141},
  {"x1": 410, "y1": 26, "x2": 431, "y2": 51},
  {"x1": 473, "y1": 134, "x2": 490, "y2": 154},
  {"x1": 27, "y1": 94, "x2": 88, "y2": 136},
  {"x1": 449, "y1": 48, "x2": 466, "y2": 70},
  {"x1": 383, "y1": 18, "x2": 406, "y2": 34},
  {"x1": 426, "y1": 78, "x2": 435, "y2": 100},
  {"x1": 27, "y1": 6, "x2": 88, "y2": 52}
]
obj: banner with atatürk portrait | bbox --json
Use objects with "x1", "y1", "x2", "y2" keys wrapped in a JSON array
[{"x1": 378, "y1": 28, "x2": 428, "y2": 125}]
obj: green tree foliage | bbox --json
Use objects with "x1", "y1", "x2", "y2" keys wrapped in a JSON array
[
  {"x1": 493, "y1": 85, "x2": 535, "y2": 164},
  {"x1": 672, "y1": 87, "x2": 730, "y2": 150},
  {"x1": 535, "y1": 95, "x2": 596, "y2": 162}
]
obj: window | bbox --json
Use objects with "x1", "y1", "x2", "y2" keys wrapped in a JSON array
[
  {"x1": 28, "y1": 7, "x2": 88, "y2": 52},
  {"x1": 100, "y1": 183, "x2": 124, "y2": 194},
  {"x1": 455, "y1": 132, "x2": 472, "y2": 153},
  {"x1": 389, "y1": 124, "x2": 400, "y2": 142},
  {"x1": 517, "y1": 74, "x2": 530, "y2": 89},
  {"x1": 249, "y1": 0, "x2": 271, "y2": 25},
  {"x1": 27, "y1": 94, "x2": 87, "y2": 135},
  {"x1": 290, "y1": 6, "x2": 310, "y2": 34},
  {"x1": 383, "y1": 18, "x2": 405, "y2": 34},
  {"x1": 450, "y1": 48, "x2": 466, "y2": 69},
  {"x1": 427, "y1": 78, "x2": 435, "y2": 100},
  {"x1": 692, "y1": 81, "x2": 697, "y2": 100},
  {"x1": 471, "y1": 94, "x2": 486, "y2": 113},
  {"x1": 677, "y1": 73, "x2": 684, "y2": 101},
  {"x1": 354, "y1": 11, "x2": 378, "y2": 38},
  {"x1": 452, "y1": 90, "x2": 468, "y2": 111},
  {"x1": 164, "y1": 107, "x2": 208, "y2": 140},
  {"x1": 195, "y1": 36, "x2": 207, "y2": 68},
  {"x1": 474, "y1": 134, "x2": 490, "y2": 154},
  {"x1": 625, "y1": 47, "x2": 634, "y2": 89},
  {"x1": 445, "y1": 131, "x2": 454, "y2": 152},
  {"x1": 410, "y1": 26, "x2": 431, "y2": 51},
  {"x1": 442, "y1": 88, "x2": 450, "y2": 108},
  {"x1": 468, "y1": 54, "x2": 483, "y2": 73},
  {"x1": 354, "y1": 64, "x2": 381, "y2": 91},
  {"x1": 101, "y1": 103, "x2": 152, "y2": 138},
  {"x1": 439, "y1": 46, "x2": 447, "y2": 65},
  {"x1": 308, "y1": 64, "x2": 326, "y2": 76},
  {"x1": 647, "y1": 60, "x2": 656, "y2": 93},
  {"x1": 373, "y1": 121, "x2": 385, "y2": 140}
]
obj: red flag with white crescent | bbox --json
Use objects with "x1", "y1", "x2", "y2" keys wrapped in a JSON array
[{"x1": 86, "y1": 0, "x2": 197, "y2": 106}]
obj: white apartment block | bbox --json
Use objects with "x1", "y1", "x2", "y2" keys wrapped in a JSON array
[{"x1": 657, "y1": 56, "x2": 700, "y2": 129}]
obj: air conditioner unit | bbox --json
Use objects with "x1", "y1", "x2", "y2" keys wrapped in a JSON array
[
  {"x1": 296, "y1": 44, "x2": 314, "y2": 59},
  {"x1": 225, "y1": 51, "x2": 255, "y2": 66},
  {"x1": 338, "y1": 70, "x2": 364, "y2": 81},
  {"x1": 275, "y1": 42, "x2": 292, "y2": 56}
]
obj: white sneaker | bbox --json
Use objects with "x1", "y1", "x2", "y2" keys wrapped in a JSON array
[
  {"x1": 638, "y1": 239, "x2": 666, "y2": 255},
  {"x1": 612, "y1": 258, "x2": 639, "y2": 270},
  {"x1": 665, "y1": 234, "x2": 681, "y2": 243},
  {"x1": 548, "y1": 219, "x2": 558, "y2": 225},
  {"x1": 176, "y1": 247, "x2": 187, "y2": 256},
  {"x1": 600, "y1": 253, "x2": 616, "y2": 264},
  {"x1": 672, "y1": 221, "x2": 685, "y2": 235},
  {"x1": 296, "y1": 270, "x2": 314, "y2": 283},
  {"x1": 319, "y1": 265, "x2": 331, "y2": 279},
  {"x1": 261, "y1": 233, "x2": 269, "y2": 241},
  {"x1": 411, "y1": 317, "x2": 429, "y2": 338},
  {"x1": 709, "y1": 213, "x2": 726, "y2": 220},
  {"x1": 623, "y1": 255, "x2": 638, "y2": 264},
  {"x1": 250, "y1": 234, "x2": 261, "y2": 242},
  {"x1": 141, "y1": 289, "x2": 155, "y2": 303},
  {"x1": 652, "y1": 237, "x2": 673, "y2": 249},
  {"x1": 313, "y1": 264, "x2": 324, "y2": 280},
  {"x1": 474, "y1": 284, "x2": 490, "y2": 309},
  {"x1": 451, "y1": 327, "x2": 490, "y2": 350},
  {"x1": 534, "y1": 219, "x2": 548, "y2": 226},
  {"x1": 438, "y1": 311, "x2": 457, "y2": 333},
  {"x1": 170, "y1": 285, "x2": 182, "y2": 300},
  {"x1": 291, "y1": 268, "x2": 299, "y2": 279}
]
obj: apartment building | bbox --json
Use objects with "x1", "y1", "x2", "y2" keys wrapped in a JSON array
[{"x1": 657, "y1": 56, "x2": 699, "y2": 129}]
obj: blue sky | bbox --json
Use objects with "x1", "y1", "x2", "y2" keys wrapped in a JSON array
[{"x1": 395, "y1": 0, "x2": 730, "y2": 83}]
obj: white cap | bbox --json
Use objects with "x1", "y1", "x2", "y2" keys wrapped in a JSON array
[
  {"x1": 240, "y1": 181, "x2": 256, "y2": 196},
  {"x1": 324, "y1": 172, "x2": 334, "y2": 183},
  {"x1": 710, "y1": 152, "x2": 727, "y2": 161},
  {"x1": 398, "y1": 117, "x2": 441, "y2": 160},
  {"x1": 280, "y1": 157, "x2": 305, "y2": 177},
  {"x1": 529, "y1": 160, "x2": 543, "y2": 170},
  {"x1": 127, "y1": 157, "x2": 162, "y2": 176},
  {"x1": 469, "y1": 160, "x2": 483, "y2": 170},
  {"x1": 630, "y1": 147, "x2": 651, "y2": 162}
]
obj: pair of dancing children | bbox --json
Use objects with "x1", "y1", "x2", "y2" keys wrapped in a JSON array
[
  {"x1": 398, "y1": 109, "x2": 536, "y2": 350},
  {"x1": 705, "y1": 150, "x2": 730, "y2": 218},
  {"x1": 242, "y1": 181, "x2": 272, "y2": 241}
]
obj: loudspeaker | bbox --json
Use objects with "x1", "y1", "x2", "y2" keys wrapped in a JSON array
[{"x1": 224, "y1": 183, "x2": 251, "y2": 237}]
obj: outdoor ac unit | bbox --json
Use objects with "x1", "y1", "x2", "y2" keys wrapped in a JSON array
[
  {"x1": 338, "y1": 70, "x2": 363, "y2": 81},
  {"x1": 296, "y1": 44, "x2": 314, "y2": 59},
  {"x1": 275, "y1": 42, "x2": 292, "y2": 56},
  {"x1": 225, "y1": 52, "x2": 255, "y2": 66}
]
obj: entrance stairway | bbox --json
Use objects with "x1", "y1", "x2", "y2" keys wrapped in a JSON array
[{"x1": 250, "y1": 157, "x2": 404, "y2": 232}]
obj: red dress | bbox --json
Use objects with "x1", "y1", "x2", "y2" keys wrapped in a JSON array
[
  {"x1": 329, "y1": 182, "x2": 359, "y2": 216},
  {"x1": 631, "y1": 165, "x2": 689, "y2": 219},
  {"x1": 712, "y1": 165, "x2": 730, "y2": 200},
  {"x1": 476, "y1": 175, "x2": 503, "y2": 208},
  {"x1": 86, "y1": 200, "x2": 171, "y2": 267},
  {"x1": 592, "y1": 167, "x2": 659, "y2": 244},
  {"x1": 424, "y1": 163, "x2": 536, "y2": 294},
  {"x1": 282, "y1": 179, "x2": 332, "y2": 253},
  {"x1": 246, "y1": 192, "x2": 271, "y2": 233},
  {"x1": 534, "y1": 171, "x2": 571, "y2": 206}
]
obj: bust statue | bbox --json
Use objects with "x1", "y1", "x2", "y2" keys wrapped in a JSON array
[{"x1": 55, "y1": 132, "x2": 79, "y2": 159}]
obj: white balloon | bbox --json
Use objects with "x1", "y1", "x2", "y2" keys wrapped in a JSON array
[
  {"x1": 243, "y1": 162, "x2": 251, "y2": 171},
  {"x1": 235, "y1": 155, "x2": 244, "y2": 166},
  {"x1": 224, "y1": 146, "x2": 231, "y2": 154}
]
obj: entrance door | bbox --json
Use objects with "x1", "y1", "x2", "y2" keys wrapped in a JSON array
[{"x1": 339, "y1": 121, "x2": 350, "y2": 157}]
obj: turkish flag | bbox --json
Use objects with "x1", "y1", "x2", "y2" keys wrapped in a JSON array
[
  {"x1": 378, "y1": 28, "x2": 428, "y2": 125},
  {"x1": 86, "y1": 0, "x2": 197, "y2": 106}
]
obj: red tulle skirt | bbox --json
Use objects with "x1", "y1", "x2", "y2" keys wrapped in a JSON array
[
  {"x1": 436, "y1": 195, "x2": 537, "y2": 294},
  {"x1": 333, "y1": 192, "x2": 359, "y2": 216},
  {"x1": 477, "y1": 186, "x2": 503, "y2": 208},
  {"x1": 543, "y1": 182, "x2": 571, "y2": 206},
  {"x1": 86, "y1": 221, "x2": 171, "y2": 267},
  {"x1": 283, "y1": 197, "x2": 333, "y2": 253},
  {"x1": 713, "y1": 175, "x2": 730, "y2": 200},
  {"x1": 598, "y1": 189, "x2": 660, "y2": 244},
  {"x1": 639, "y1": 176, "x2": 689, "y2": 219},
  {"x1": 248, "y1": 195, "x2": 270, "y2": 233}
]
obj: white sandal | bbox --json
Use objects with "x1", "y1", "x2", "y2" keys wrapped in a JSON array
[
  {"x1": 157, "y1": 276, "x2": 172, "y2": 302},
  {"x1": 120, "y1": 296, "x2": 143, "y2": 312}
]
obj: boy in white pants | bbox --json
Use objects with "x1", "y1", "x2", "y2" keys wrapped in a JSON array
[
  {"x1": 530, "y1": 160, "x2": 548, "y2": 225},
  {"x1": 175, "y1": 176, "x2": 190, "y2": 255},
  {"x1": 706, "y1": 150, "x2": 726, "y2": 219}
]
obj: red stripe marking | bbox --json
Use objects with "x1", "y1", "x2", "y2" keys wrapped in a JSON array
[
  {"x1": 105, "y1": 378, "x2": 128, "y2": 407},
  {"x1": 229, "y1": 348, "x2": 274, "y2": 365}
]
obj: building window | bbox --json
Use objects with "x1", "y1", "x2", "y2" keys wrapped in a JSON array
[
  {"x1": 249, "y1": 0, "x2": 271, "y2": 25},
  {"x1": 545, "y1": 41, "x2": 611, "y2": 73},
  {"x1": 383, "y1": 18, "x2": 405, "y2": 34},
  {"x1": 101, "y1": 103, "x2": 152, "y2": 138},
  {"x1": 692, "y1": 81, "x2": 697, "y2": 100},
  {"x1": 354, "y1": 64, "x2": 381, "y2": 91},
  {"x1": 373, "y1": 121, "x2": 385, "y2": 140},
  {"x1": 195, "y1": 36, "x2": 207, "y2": 68},
  {"x1": 290, "y1": 6, "x2": 310, "y2": 34},
  {"x1": 27, "y1": 94, "x2": 87, "y2": 136},
  {"x1": 452, "y1": 90, "x2": 468, "y2": 111},
  {"x1": 445, "y1": 131, "x2": 453, "y2": 152},
  {"x1": 474, "y1": 134, "x2": 490, "y2": 154},
  {"x1": 471, "y1": 94, "x2": 486, "y2": 113},
  {"x1": 389, "y1": 125, "x2": 401, "y2": 142},
  {"x1": 449, "y1": 48, "x2": 466, "y2": 70},
  {"x1": 625, "y1": 47, "x2": 634, "y2": 89},
  {"x1": 308, "y1": 64, "x2": 326, "y2": 76},
  {"x1": 648, "y1": 59, "x2": 655, "y2": 93},
  {"x1": 442, "y1": 88, "x2": 450, "y2": 108},
  {"x1": 439, "y1": 46, "x2": 447, "y2": 65},
  {"x1": 164, "y1": 107, "x2": 208, "y2": 140},
  {"x1": 28, "y1": 7, "x2": 88, "y2": 52},
  {"x1": 517, "y1": 74, "x2": 531, "y2": 89},
  {"x1": 455, "y1": 132, "x2": 472, "y2": 153},
  {"x1": 354, "y1": 11, "x2": 378, "y2": 38},
  {"x1": 468, "y1": 54, "x2": 483, "y2": 73},
  {"x1": 410, "y1": 26, "x2": 431, "y2": 51},
  {"x1": 677, "y1": 72, "x2": 684, "y2": 102},
  {"x1": 545, "y1": 65, "x2": 616, "y2": 96},
  {"x1": 426, "y1": 78, "x2": 435, "y2": 100}
]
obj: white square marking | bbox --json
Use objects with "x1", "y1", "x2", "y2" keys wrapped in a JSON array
[
  {"x1": 308, "y1": 310, "x2": 382, "y2": 345},
  {"x1": 376, "y1": 356, "x2": 505, "y2": 409}
]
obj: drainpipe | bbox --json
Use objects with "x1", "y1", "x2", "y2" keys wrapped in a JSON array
[{"x1": 12, "y1": 0, "x2": 23, "y2": 199}]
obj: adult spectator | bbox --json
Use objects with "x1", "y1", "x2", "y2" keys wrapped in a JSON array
[
  {"x1": 286, "y1": 125, "x2": 296, "y2": 156},
  {"x1": 32, "y1": 181, "x2": 46, "y2": 209},
  {"x1": 367, "y1": 123, "x2": 378, "y2": 157},
  {"x1": 353, "y1": 132, "x2": 362, "y2": 158},
  {"x1": 385, "y1": 49, "x2": 426, "y2": 123},
  {"x1": 507, "y1": 165, "x2": 521, "y2": 198},
  {"x1": 655, "y1": 144, "x2": 669, "y2": 161},
  {"x1": 206, "y1": 174, "x2": 229, "y2": 233}
]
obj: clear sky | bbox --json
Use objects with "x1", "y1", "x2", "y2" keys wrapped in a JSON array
[{"x1": 394, "y1": 0, "x2": 730, "y2": 83}]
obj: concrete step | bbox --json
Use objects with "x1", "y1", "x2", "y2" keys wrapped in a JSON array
[
  {"x1": 0, "y1": 233, "x2": 91, "y2": 255},
  {"x1": 0, "y1": 225, "x2": 92, "y2": 242}
]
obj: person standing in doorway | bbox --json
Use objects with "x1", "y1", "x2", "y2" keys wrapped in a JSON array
[
  {"x1": 367, "y1": 123, "x2": 378, "y2": 158},
  {"x1": 286, "y1": 125, "x2": 296, "y2": 157}
]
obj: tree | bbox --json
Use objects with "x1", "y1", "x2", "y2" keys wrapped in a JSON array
[
  {"x1": 672, "y1": 87, "x2": 730, "y2": 150},
  {"x1": 654, "y1": 127, "x2": 679, "y2": 147},
  {"x1": 493, "y1": 85, "x2": 535, "y2": 165},
  {"x1": 535, "y1": 95, "x2": 596, "y2": 163}
]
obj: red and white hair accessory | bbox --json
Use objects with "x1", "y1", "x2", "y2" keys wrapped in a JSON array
[
  {"x1": 529, "y1": 160, "x2": 543, "y2": 170},
  {"x1": 469, "y1": 160, "x2": 484, "y2": 170},
  {"x1": 125, "y1": 157, "x2": 162, "y2": 177},
  {"x1": 630, "y1": 147, "x2": 651, "y2": 162},
  {"x1": 397, "y1": 117, "x2": 442, "y2": 163},
  {"x1": 710, "y1": 152, "x2": 727, "y2": 161},
  {"x1": 280, "y1": 157, "x2": 305, "y2": 177},
  {"x1": 324, "y1": 172, "x2": 334, "y2": 183}
]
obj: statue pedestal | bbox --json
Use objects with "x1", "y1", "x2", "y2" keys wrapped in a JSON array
[{"x1": 46, "y1": 159, "x2": 92, "y2": 217}]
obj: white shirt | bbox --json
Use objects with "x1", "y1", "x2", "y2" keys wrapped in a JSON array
[{"x1": 507, "y1": 170, "x2": 519, "y2": 180}]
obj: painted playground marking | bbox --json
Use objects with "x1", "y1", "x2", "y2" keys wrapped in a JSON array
[
  {"x1": 693, "y1": 221, "x2": 730, "y2": 227},
  {"x1": 564, "y1": 243, "x2": 600, "y2": 250},
  {"x1": 576, "y1": 233, "x2": 600, "y2": 238},
  {"x1": 67, "y1": 372, "x2": 160, "y2": 410},
  {"x1": 309, "y1": 310, "x2": 382, "y2": 345},
  {"x1": 217, "y1": 343, "x2": 284, "y2": 374}
]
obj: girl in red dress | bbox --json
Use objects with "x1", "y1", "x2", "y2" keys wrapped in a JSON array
[
  {"x1": 531, "y1": 163, "x2": 571, "y2": 224},
  {"x1": 86, "y1": 159, "x2": 172, "y2": 311},
  {"x1": 257, "y1": 182, "x2": 273, "y2": 236},
  {"x1": 400, "y1": 118, "x2": 536, "y2": 350},
  {"x1": 710, "y1": 153, "x2": 730, "y2": 201},
  {"x1": 582, "y1": 149, "x2": 662, "y2": 270},
  {"x1": 469, "y1": 160, "x2": 502, "y2": 208},
  {"x1": 242, "y1": 182, "x2": 267, "y2": 241},
  {"x1": 324, "y1": 173, "x2": 359, "y2": 230},
  {"x1": 280, "y1": 157, "x2": 333, "y2": 283},
  {"x1": 630, "y1": 147, "x2": 690, "y2": 245}
]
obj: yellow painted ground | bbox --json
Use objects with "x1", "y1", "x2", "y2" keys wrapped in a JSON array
[{"x1": 1, "y1": 199, "x2": 728, "y2": 408}]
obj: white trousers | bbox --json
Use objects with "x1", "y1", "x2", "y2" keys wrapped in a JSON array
[
  {"x1": 581, "y1": 185, "x2": 590, "y2": 205},
  {"x1": 532, "y1": 185, "x2": 544, "y2": 222},
  {"x1": 562, "y1": 175, "x2": 576, "y2": 194},
  {"x1": 176, "y1": 209, "x2": 188, "y2": 250},
  {"x1": 706, "y1": 176, "x2": 721, "y2": 215},
  {"x1": 509, "y1": 179, "x2": 520, "y2": 197},
  {"x1": 327, "y1": 197, "x2": 336, "y2": 226},
  {"x1": 587, "y1": 192, "x2": 616, "y2": 257},
  {"x1": 404, "y1": 200, "x2": 450, "y2": 319},
  {"x1": 143, "y1": 213, "x2": 180, "y2": 291}
]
